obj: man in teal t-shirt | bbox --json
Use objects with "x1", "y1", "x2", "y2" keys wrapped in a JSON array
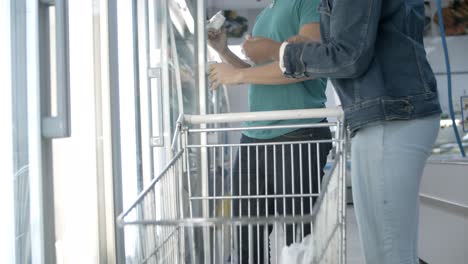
[
  {"x1": 245, "y1": 0, "x2": 327, "y2": 139},
  {"x1": 208, "y1": 1, "x2": 332, "y2": 262}
]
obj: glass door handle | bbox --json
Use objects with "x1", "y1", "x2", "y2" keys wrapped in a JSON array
[
  {"x1": 40, "y1": 0, "x2": 71, "y2": 138},
  {"x1": 148, "y1": 66, "x2": 164, "y2": 147},
  {"x1": 147, "y1": 0, "x2": 165, "y2": 148}
]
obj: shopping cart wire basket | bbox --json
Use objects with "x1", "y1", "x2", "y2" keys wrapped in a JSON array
[{"x1": 118, "y1": 107, "x2": 347, "y2": 264}]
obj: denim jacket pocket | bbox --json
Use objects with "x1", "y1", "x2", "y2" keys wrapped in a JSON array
[
  {"x1": 405, "y1": 4, "x2": 425, "y2": 42},
  {"x1": 317, "y1": 0, "x2": 333, "y2": 16}
]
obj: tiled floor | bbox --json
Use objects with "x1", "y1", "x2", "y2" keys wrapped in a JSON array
[{"x1": 346, "y1": 206, "x2": 366, "y2": 264}]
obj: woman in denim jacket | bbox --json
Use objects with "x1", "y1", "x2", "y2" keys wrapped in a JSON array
[{"x1": 209, "y1": 0, "x2": 441, "y2": 263}]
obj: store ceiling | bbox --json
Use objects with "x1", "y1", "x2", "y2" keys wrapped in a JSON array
[{"x1": 206, "y1": 0, "x2": 270, "y2": 10}]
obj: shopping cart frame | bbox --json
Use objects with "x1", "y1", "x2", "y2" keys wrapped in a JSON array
[{"x1": 118, "y1": 107, "x2": 347, "y2": 264}]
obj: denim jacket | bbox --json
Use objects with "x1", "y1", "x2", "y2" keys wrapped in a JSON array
[{"x1": 282, "y1": 0, "x2": 441, "y2": 134}]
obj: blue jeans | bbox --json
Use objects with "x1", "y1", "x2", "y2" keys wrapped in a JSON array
[
  {"x1": 351, "y1": 115, "x2": 440, "y2": 264},
  {"x1": 233, "y1": 126, "x2": 332, "y2": 263}
]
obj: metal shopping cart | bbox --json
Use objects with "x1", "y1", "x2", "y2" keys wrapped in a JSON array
[{"x1": 118, "y1": 108, "x2": 347, "y2": 264}]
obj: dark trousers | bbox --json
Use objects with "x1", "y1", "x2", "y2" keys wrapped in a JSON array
[{"x1": 232, "y1": 126, "x2": 332, "y2": 263}]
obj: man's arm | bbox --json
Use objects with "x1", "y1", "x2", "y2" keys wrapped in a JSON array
[
  {"x1": 241, "y1": 22, "x2": 322, "y2": 65},
  {"x1": 208, "y1": 29, "x2": 251, "y2": 68},
  {"x1": 208, "y1": 22, "x2": 322, "y2": 88},
  {"x1": 296, "y1": 23, "x2": 321, "y2": 42},
  {"x1": 218, "y1": 48, "x2": 251, "y2": 68},
  {"x1": 235, "y1": 22, "x2": 322, "y2": 84},
  {"x1": 281, "y1": 0, "x2": 383, "y2": 79}
]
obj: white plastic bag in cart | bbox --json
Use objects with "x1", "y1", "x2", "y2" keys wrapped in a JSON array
[
  {"x1": 269, "y1": 223, "x2": 285, "y2": 264},
  {"x1": 280, "y1": 233, "x2": 314, "y2": 264},
  {"x1": 270, "y1": 223, "x2": 314, "y2": 264}
]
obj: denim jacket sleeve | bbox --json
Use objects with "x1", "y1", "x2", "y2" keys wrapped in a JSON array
[{"x1": 283, "y1": 0, "x2": 383, "y2": 79}]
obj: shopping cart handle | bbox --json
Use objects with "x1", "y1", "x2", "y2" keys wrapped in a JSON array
[{"x1": 183, "y1": 107, "x2": 344, "y2": 125}]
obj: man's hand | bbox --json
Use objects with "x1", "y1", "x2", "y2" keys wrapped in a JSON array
[
  {"x1": 242, "y1": 36, "x2": 281, "y2": 64},
  {"x1": 208, "y1": 63, "x2": 243, "y2": 90},
  {"x1": 208, "y1": 28, "x2": 228, "y2": 53}
]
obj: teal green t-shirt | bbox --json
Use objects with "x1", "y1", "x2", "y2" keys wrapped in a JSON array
[{"x1": 243, "y1": 0, "x2": 327, "y2": 139}]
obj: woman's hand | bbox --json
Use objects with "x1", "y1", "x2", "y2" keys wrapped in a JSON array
[
  {"x1": 207, "y1": 28, "x2": 228, "y2": 54},
  {"x1": 286, "y1": 34, "x2": 316, "y2": 44},
  {"x1": 242, "y1": 36, "x2": 281, "y2": 64},
  {"x1": 208, "y1": 63, "x2": 243, "y2": 90}
]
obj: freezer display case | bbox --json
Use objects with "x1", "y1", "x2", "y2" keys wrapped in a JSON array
[{"x1": 121, "y1": 0, "x2": 230, "y2": 262}]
